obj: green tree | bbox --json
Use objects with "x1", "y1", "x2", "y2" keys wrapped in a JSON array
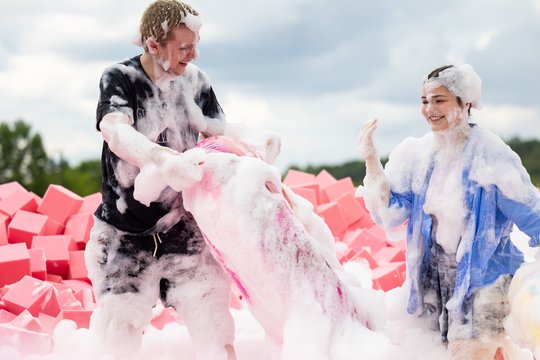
[
  {"x1": 54, "y1": 159, "x2": 102, "y2": 196},
  {"x1": 507, "y1": 137, "x2": 540, "y2": 186},
  {"x1": 0, "y1": 119, "x2": 50, "y2": 194}
]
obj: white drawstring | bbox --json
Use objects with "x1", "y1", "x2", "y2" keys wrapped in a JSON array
[{"x1": 152, "y1": 233, "x2": 163, "y2": 257}]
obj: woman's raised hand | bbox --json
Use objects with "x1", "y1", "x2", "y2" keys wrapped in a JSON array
[{"x1": 358, "y1": 117, "x2": 379, "y2": 160}]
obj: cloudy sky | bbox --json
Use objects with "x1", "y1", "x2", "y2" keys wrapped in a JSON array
[{"x1": 1, "y1": 0, "x2": 539, "y2": 172}]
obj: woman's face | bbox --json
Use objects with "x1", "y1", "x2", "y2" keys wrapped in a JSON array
[{"x1": 421, "y1": 85, "x2": 466, "y2": 132}]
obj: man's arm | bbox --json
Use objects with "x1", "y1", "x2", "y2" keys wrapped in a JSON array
[
  {"x1": 100, "y1": 112, "x2": 205, "y2": 197},
  {"x1": 99, "y1": 112, "x2": 179, "y2": 169}
]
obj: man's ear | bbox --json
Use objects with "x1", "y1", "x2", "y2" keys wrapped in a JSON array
[{"x1": 146, "y1": 38, "x2": 160, "y2": 55}]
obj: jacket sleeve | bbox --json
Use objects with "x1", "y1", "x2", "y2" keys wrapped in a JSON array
[
  {"x1": 385, "y1": 190, "x2": 413, "y2": 228},
  {"x1": 497, "y1": 188, "x2": 540, "y2": 247}
]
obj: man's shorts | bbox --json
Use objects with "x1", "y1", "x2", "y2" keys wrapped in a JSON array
[{"x1": 87, "y1": 213, "x2": 207, "y2": 302}]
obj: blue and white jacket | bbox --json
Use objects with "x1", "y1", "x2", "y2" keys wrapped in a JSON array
[{"x1": 371, "y1": 125, "x2": 540, "y2": 319}]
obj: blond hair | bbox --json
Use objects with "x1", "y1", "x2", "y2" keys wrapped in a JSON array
[{"x1": 140, "y1": 0, "x2": 198, "y2": 46}]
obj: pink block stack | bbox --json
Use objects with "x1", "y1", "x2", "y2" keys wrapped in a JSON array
[
  {"x1": 0, "y1": 170, "x2": 409, "y2": 353},
  {"x1": 0, "y1": 182, "x2": 101, "y2": 352},
  {"x1": 283, "y1": 169, "x2": 408, "y2": 291}
]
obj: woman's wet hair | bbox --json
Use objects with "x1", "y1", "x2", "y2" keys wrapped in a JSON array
[
  {"x1": 427, "y1": 65, "x2": 455, "y2": 81},
  {"x1": 426, "y1": 64, "x2": 470, "y2": 115}
]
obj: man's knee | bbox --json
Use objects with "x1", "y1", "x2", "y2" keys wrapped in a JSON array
[{"x1": 91, "y1": 292, "x2": 154, "y2": 331}]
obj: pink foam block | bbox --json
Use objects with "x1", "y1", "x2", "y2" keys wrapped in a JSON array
[
  {"x1": 7, "y1": 210, "x2": 48, "y2": 247},
  {"x1": 348, "y1": 214, "x2": 376, "y2": 231},
  {"x1": 46, "y1": 273, "x2": 64, "y2": 283},
  {"x1": 368, "y1": 225, "x2": 388, "y2": 243},
  {"x1": 50, "y1": 282, "x2": 71, "y2": 293},
  {"x1": 393, "y1": 261, "x2": 407, "y2": 280},
  {"x1": 28, "y1": 248, "x2": 47, "y2": 281},
  {"x1": 0, "y1": 309, "x2": 16, "y2": 323},
  {"x1": 73, "y1": 288, "x2": 96, "y2": 311},
  {"x1": 67, "y1": 251, "x2": 89, "y2": 282},
  {"x1": 374, "y1": 246, "x2": 406, "y2": 264},
  {"x1": 57, "y1": 289, "x2": 84, "y2": 311},
  {"x1": 11, "y1": 309, "x2": 44, "y2": 333},
  {"x1": 315, "y1": 169, "x2": 337, "y2": 187},
  {"x1": 336, "y1": 193, "x2": 368, "y2": 226},
  {"x1": 64, "y1": 212, "x2": 94, "y2": 245},
  {"x1": 151, "y1": 306, "x2": 178, "y2": 330},
  {"x1": 372, "y1": 263, "x2": 403, "y2": 291},
  {"x1": 43, "y1": 217, "x2": 65, "y2": 236},
  {"x1": 321, "y1": 177, "x2": 355, "y2": 202},
  {"x1": 283, "y1": 169, "x2": 316, "y2": 187},
  {"x1": 348, "y1": 247, "x2": 378, "y2": 269},
  {"x1": 0, "y1": 181, "x2": 27, "y2": 201},
  {"x1": 0, "y1": 322, "x2": 52, "y2": 355},
  {"x1": 0, "y1": 188, "x2": 38, "y2": 218},
  {"x1": 0, "y1": 242, "x2": 31, "y2": 287},
  {"x1": 38, "y1": 185, "x2": 83, "y2": 224},
  {"x1": 0, "y1": 213, "x2": 8, "y2": 246},
  {"x1": 341, "y1": 229, "x2": 359, "y2": 244},
  {"x1": 334, "y1": 241, "x2": 351, "y2": 262},
  {"x1": 63, "y1": 279, "x2": 93, "y2": 293},
  {"x1": 57, "y1": 309, "x2": 92, "y2": 329},
  {"x1": 32, "y1": 235, "x2": 70, "y2": 278},
  {"x1": 316, "y1": 201, "x2": 348, "y2": 236},
  {"x1": 78, "y1": 192, "x2": 102, "y2": 214},
  {"x1": 290, "y1": 186, "x2": 318, "y2": 207},
  {"x1": 355, "y1": 196, "x2": 369, "y2": 213},
  {"x1": 346, "y1": 229, "x2": 386, "y2": 254},
  {"x1": 0, "y1": 284, "x2": 9, "y2": 298},
  {"x1": 38, "y1": 312, "x2": 59, "y2": 335},
  {"x1": 30, "y1": 192, "x2": 43, "y2": 207},
  {"x1": 2, "y1": 275, "x2": 61, "y2": 317},
  {"x1": 387, "y1": 239, "x2": 407, "y2": 251}
]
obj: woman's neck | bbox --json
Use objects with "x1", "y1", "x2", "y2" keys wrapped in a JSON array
[{"x1": 432, "y1": 118, "x2": 471, "y2": 161}]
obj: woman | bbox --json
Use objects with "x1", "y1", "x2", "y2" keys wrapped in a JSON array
[{"x1": 358, "y1": 64, "x2": 540, "y2": 359}]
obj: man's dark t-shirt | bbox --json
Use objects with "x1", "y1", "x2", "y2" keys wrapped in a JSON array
[{"x1": 95, "y1": 55, "x2": 225, "y2": 235}]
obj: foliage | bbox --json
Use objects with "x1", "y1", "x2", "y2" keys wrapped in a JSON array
[
  {"x1": 507, "y1": 137, "x2": 540, "y2": 186},
  {"x1": 48, "y1": 157, "x2": 102, "y2": 197},
  {"x1": 0, "y1": 119, "x2": 101, "y2": 196},
  {"x1": 0, "y1": 120, "x2": 50, "y2": 195}
]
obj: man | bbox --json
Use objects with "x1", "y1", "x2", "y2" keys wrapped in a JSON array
[{"x1": 84, "y1": 1, "x2": 236, "y2": 358}]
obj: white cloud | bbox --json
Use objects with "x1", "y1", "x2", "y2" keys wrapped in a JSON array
[
  {"x1": 474, "y1": 104, "x2": 540, "y2": 140},
  {"x1": 18, "y1": 13, "x2": 138, "y2": 54},
  {"x1": 532, "y1": 0, "x2": 540, "y2": 14},
  {"x1": 192, "y1": 0, "x2": 310, "y2": 43},
  {"x1": 0, "y1": 0, "x2": 538, "y2": 172},
  {"x1": 475, "y1": 29, "x2": 499, "y2": 50}
]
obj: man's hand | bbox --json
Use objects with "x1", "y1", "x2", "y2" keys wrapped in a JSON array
[
  {"x1": 358, "y1": 117, "x2": 379, "y2": 160},
  {"x1": 133, "y1": 148, "x2": 206, "y2": 206},
  {"x1": 160, "y1": 147, "x2": 206, "y2": 192}
]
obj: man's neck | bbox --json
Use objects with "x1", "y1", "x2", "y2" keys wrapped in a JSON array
[
  {"x1": 140, "y1": 52, "x2": 158, "y2": 82},
  {"x1": 140, "y1": 52, "x2": 179, "y2": 90}
]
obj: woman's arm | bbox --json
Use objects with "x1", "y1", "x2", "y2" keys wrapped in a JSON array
[{"x1": 358, "y1": 118, "x2": 391, "y2": 217}]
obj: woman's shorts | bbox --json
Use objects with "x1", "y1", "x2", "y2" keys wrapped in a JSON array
[{"x1": 420, "y1": 241, "x2": 511, "y2": 343}]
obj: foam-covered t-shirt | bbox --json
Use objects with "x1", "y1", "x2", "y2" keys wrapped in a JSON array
[{"x1": 95, "y1": 55, "x2": 225, "y2": 234}]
